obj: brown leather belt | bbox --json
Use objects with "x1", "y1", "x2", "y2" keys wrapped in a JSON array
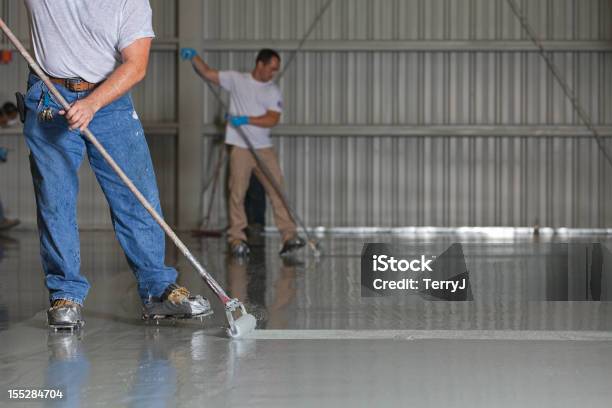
[
  {"x1": 48, "y1": 76, "x2": 99, "y2": 92},
  {"x1": 30, "y1": 69, "x2": 100, "y2": 92}
]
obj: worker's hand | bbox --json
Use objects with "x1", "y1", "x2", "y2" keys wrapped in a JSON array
[
  {"x1": 59, "y1": 98, "x2": 100, "y2": 132},
  {"x1": 180, "y1": 48, "x2": 197, "y2": 61},
  {"x1": 0, "y1": 147, "x2": 8, "y2": 163},
  {"x1": 226, "y1": 114, "x2": 250, "y2": 127}
]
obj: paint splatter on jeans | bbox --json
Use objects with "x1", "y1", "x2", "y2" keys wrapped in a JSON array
[{"x1": 23, "y1": 73, "x2": 177, "y2": 305}]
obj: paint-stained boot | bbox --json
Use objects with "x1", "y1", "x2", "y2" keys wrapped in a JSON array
[
  {"x1": 47, "y1": 299, "x2": 84, "y2": 332},
  {"x1": 142, "y1": 284, "x2": 213, "y2": 322}
]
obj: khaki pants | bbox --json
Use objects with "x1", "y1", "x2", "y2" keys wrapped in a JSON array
[{"x1": 227, "y1": 146, "x2": 296, "y2": 243}]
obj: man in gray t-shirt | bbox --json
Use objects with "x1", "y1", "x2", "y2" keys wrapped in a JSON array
[
  {"x1": 26, "y1": 0, "x2": 155, "y2": 83},
  {"x1": 23, "y1": 0, "x2": 211, "y2": 330}
]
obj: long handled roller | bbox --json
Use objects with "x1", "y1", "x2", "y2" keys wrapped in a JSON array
[{"x1": 0, "y1": 18, "x2": 256, "y2": 338}]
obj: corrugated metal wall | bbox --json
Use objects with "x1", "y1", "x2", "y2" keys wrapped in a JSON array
[
  {"x1": 202, "y1": 0, "x2": 612, "y2": 41},
  {"x1": 199, "y1": 0, "x2": 612, "y2": 229},
  {"x1": 0, "y1": 0, "x2": 178, "y2": 228},
  {"x1": 2, "y1": 0, "x2": 612, "y2": 229}
]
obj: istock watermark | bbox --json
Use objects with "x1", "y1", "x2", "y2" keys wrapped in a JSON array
[
  {"x1": 371, "y1": 254, "x2": 434, "y2": 272},
  {"x1": 361, "y1": 243, "x2": 473, "y2": 301}
]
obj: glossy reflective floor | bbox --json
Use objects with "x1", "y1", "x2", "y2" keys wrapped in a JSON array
[{"x1": 1, "y1": 230, "x2": 612, "y2": 407}]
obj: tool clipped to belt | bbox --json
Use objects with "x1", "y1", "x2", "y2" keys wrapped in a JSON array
[
  {"x1": 27, "y1": 70, "x2": 100, "y2": 122},
  {"x1": 42, "y1": 76, "x2": 99, "y2": 120},
  {"x1": 39, "y1": 92, "x2": 54, "y2": 122}
]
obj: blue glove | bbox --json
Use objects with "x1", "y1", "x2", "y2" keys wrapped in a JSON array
[
  {"x1": 0, "y1": 147, "x2": 7, "y2": 163},
  {"x1": 180, "y1": 48, "x2": 197, "y2": 61},
  {"x1": 227, "y1": 115, "x2": 250, "y2": 127}
]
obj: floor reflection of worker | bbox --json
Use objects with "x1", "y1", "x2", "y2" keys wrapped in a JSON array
[
  {"x1": 127, "y1": 329, "x2": 177, "y2": 408},
  {"x1": 267, "y1": 258, "x2": 298, "y2": 330},
  {"x1": 45, "y1": 333, "x2": 90, "y2": 408},
  {"x1": 226, "y1": 248, "x2": 267, "y2": 325},
  {"x1": 226, "y1": 253, "x2": 298, "y2": 329}
]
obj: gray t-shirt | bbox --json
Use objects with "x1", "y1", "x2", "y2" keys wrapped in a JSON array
[{"x1": 25, "y1": 0, "x2": 155, "y2": 83}]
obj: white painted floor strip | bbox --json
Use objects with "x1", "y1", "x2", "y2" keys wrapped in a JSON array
[{"x1": 248, "y1": 330, "x2": 612, "y2": 341}]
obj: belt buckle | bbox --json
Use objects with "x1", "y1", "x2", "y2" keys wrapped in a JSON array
[{"x1": 65, "y1": 78, "x2": 82, "y2": 91}]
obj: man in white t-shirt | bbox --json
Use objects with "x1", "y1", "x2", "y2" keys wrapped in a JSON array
[{"x1": 181, "y1": 48, "x2": 305, "y2": 257}]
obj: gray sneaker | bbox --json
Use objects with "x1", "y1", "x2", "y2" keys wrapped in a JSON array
[
  {"x1": 47, "y1": 299, "x2": 84, "y2": 332},
  {"x1": 142, "y1": 284, "x2": 213, "y2": 322}
]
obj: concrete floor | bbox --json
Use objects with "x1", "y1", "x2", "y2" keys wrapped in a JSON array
[{"x1": 1, "y1": 230, "x2": 612, "y2": 406}]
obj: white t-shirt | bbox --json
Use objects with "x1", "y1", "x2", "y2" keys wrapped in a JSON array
[
  {"x1": 219, "y1": 71, "x2": 283, "y2": 149},
  {"x1": 25, "y1": 0, "x2": 155, "y2": 83}
]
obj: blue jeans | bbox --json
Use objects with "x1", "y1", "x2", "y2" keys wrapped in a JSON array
[{"x1": 24, "y1": 73, "x2": 177, "y2": 305}]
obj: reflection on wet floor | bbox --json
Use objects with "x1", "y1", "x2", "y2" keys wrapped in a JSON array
[
  {"x1": 45, "y1": 332, "x2": 90, "y2": 407},
  {"x1": 2, "y1": 231, "x2": 612, "y2": 407},
  {"x1": 1, "y1": 314, "x2": 612, "y2": 407},
  {"x1": 2, "y1": 231, "x2": 612, "y2": 331},
  {"x1": 225, "y1": 253, "x2": 299, "y2": 329}
]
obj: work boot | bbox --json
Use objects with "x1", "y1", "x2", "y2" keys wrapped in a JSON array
[
  {"x1": 230, "y1": 240, "x2": 250, "y2": 258},
  {"x1": 0, "y1": 218, "x2": 19, "y2": 231},
  {"x1": 279, "y1": 236, "x2": 306, "y2": 257},
  {"x1": 142, "y1": 284, "x2": 213, "y2": 322},
  {"x1": 47, "y1": 299, "x2": 84, "y2": 332}
]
